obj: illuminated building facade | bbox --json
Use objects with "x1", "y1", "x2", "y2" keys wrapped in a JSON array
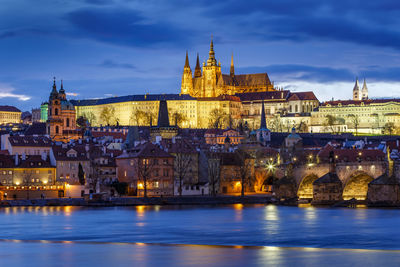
[{"x1": 0, "y1": 106, "x2": 21, "y2": 125}]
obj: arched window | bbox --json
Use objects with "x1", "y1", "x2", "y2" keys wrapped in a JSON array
[
  {"x1": 56, "y1": 126, "x2": 59, "y2": 134},
  {"x1": 295, "y1": 105, "x2": 298, "y2": 113},
  {"x1": 66, "y1": 118, "x2": 70, "y2": 127},
  {"x1": 55, "y1": 108, "x2": 58, "y2": 116}
]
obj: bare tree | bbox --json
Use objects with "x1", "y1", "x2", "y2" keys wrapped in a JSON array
[
  {"x1": 208, "y1": 108, "x2": 228, "y2": 129},
  {"x1": 82, "y1": 111, "x2": 97, "y2": 126},
  {"x1": 174, "y1": 152, "x2": 192, "y2": 196},
  {"x1": 236, "y1": 149, "x2": 253, "y2": 197},
  {"x1": 135, "y1": 158, "x2": 157, "y2": 197},
  {"x1": 383, "y1": 122, "x2": 395, "y2": 135},
  {"x1": 170, "y1": 111, "x2": 188, "y2": 127},
  {"x1": 207, "y1": 153, "x2": 221, "y2": 196},
  {"x1": 347, "y1": 114, "x2": 360, "y2": 135},
  {"x1": 131, "y1": 109, "x2": 156, "y2": 126},
  {"x1": 100, "y1": 106, "x2": 116, "y2": 126}
]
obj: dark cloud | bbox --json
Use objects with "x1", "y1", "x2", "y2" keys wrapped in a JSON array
[
  {"x1": 99, "y1": 59, "x2": 135, "y2": 69},
  {"x1": 201, "y1": 0, "x2": 400, "y2": 50},
  {"x1": 65, "y1": 7, "x2": 191, "y2": 47}
]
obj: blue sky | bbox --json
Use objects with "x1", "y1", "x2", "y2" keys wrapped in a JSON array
[{"x1": 1, "y1": 0, "x2": 400, "y2": 111}]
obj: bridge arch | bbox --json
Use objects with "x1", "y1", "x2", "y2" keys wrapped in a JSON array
[
  {"x1": 342, "y1": 171, "x2": 374, "y2": 200},
  {"x1": 297, "y1": 174, "x2": 319, "y2": 199}
]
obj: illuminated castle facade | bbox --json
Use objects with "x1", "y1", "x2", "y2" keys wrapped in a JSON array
[{"x1": 181, "y1": 39, "x2": 275, "y2": 97}]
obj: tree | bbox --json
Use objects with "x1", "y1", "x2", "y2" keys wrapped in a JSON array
[
  {"x1": 136, "y1": 158, "x2": 156, "y2": 197},
  {"x1": 347, "y1": 114, "x2": 360, "y2": 135},
  {"x1": 207, "y1": 153, "x2": 221, "y2": 196},
  {"x1": 324, "y1": 114, "x2": 337, "y2": 134},
  {"x1": 269, "y1": 115, "x2": 283, "y2": 132},
  {"x1": 296, "y1": 120, "x2": 308, "y2": 133},
  {"x1": 170, "y1": 111, "x2": 187, "y2": 127},
  {"x1": 208, "y1": 108, "x2": 227, "y2": 129},
  {"x1": 100, "y1": 106, "x2": 116, "y2": 126},
  {"x1": 78, "y1": 163, "x2": 85, "y2": 186},
  {"x1": 383, "y1": 122, "x2": 395, "y2": 135},
  {"x1": 131, "y1": 109, "x2": 156, "y2": 126},
  {"x1": 235, "y1": 149, "x2": 253, "y2": 197},
  {"x1": 174, "y1": 152, "x2": 192, "y2": 196},
  {"x1": 83, "y1": 112, "x2": 97, "y2": 126},
  {"x1": 76, "y1": 116, "x2": 87, "y2": 129}
]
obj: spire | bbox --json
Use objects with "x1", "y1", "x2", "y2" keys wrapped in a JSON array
[
  {"x1": 260, "y1": 100, "x2": 267, "y2": 129},
  {"x1": 207, "y1": 35, "x2": 217, "y2": 66},
  {"x1": 157, "y1": 100, "x2": 170, "y2": 128},
  {"x1": 49, "y1": 77, "x2": 58, "y2": 100},
  {"x1": 184, "y1": 50, "x2": 190, "y2": 68},
  {"x1": 59, "y1": 79, "x2": 65, "y2": 94},
  {"x1": 362, "y1": 78, "x2": 368, "y2": 91},
  {"x1": 194, "y1": 53, "x2": 202, "y2": 77},
  {"x1": 353, "y1": 77, "x2": 360, "y2": 91},
  {"x1": 230, "y1": 52, "x2": 235, "y2": 77}
]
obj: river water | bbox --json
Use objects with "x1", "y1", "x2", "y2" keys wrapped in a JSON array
[{"x1": 0, "y1": 204, "x2": 400, "y2": 266}]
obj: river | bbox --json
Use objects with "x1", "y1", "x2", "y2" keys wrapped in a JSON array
[{"x1": 0, "y1": 204, "x2": 399, "y2": 266}]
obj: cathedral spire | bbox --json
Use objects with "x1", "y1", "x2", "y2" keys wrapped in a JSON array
[
  {"x1": 184, "y1": 50, "x2": 190, "y2": 68},
  {"x1": 52, "y1": 77, "x2": 57, "y2": 92},
  {"x1": 230, "y1": 52, "x2": 235, "y2": 77},
  {"x1": 194, "y1": 53, "x2": 202, "y2": 78},
  {"x1": 207, "y1": 35, "x2": 217, "y2": 66},
  {"x1": 260, "y1": 100, "x2": 267, "y2": 129}
]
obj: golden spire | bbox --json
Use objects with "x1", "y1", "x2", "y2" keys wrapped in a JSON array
[
  {"x1": 207, "y1": 35, "x2": 217, "y2": 66},
  {"x1": 184, "y1": 50, "x2": 190, "y2": 68},
  {"x1": 194, "y1": 53, "x2": 202, "y2": 77},
  {"x1": 230, "y1": 52, "x2": 235, "y2": 77}
]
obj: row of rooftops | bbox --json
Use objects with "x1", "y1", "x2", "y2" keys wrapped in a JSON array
[{"x1": 321, "y1": 98, "x2": 400, "y2": 107}]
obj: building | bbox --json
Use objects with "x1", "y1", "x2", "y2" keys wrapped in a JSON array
[
  {"x1": 181, "y1": 39, "x2": 275, "y2": 98},
  {"x1": 0, "y1": 154, "x2": 60, "y2": 199},
  {"x1": 46, "y1": 79, "x2": 79, "y2": 141},
  {"x1": 353, "y1": 78, "x2": 368, "y2": 101},
  {"x1": 150, "y1": 99, "x2": 178, "y2": 141},
  {"x1": 0, "y1": 106, "x2": 21, "y2": 125},
  {"x1": 116, "y1": 142, "x2": 174, "y2": 196},
  {"x1": 205, "y1": 128, "x2": 244, "y2": 145},
  {"x1": 1, "y1": 134, "x2": 52, "y2": 156},
  {"x1": 40, "y1": 102, "x2": 48, "y2": 122},
  {"x1": 32, "y1": 108, "x2": 41, "y2": 123}
]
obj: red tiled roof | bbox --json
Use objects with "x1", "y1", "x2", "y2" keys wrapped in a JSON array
[{"x1": 160, "y1": 138, "x2": 197, "y2": 154}]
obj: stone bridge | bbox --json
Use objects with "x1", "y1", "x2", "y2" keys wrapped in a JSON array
[{"x1": 275, "y1": 161, "x2": 386, "y2": 200}]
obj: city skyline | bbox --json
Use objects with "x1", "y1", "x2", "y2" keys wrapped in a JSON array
[{"x1": 1, "y1": 0, "x2": 400, "y2": 111}]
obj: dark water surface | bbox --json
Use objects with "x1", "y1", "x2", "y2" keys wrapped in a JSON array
[{"x1": 1, "y1": 204, "x2": 400, "y2": 266}]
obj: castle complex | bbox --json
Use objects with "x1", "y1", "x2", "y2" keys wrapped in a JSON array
[{"x1": 181, "y1": 39, "x2": 274, "y2": 97}]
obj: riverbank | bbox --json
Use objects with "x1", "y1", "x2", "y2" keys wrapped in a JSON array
[{"x1": 0, "y1": 195, "x2": 276, "y2": 207}]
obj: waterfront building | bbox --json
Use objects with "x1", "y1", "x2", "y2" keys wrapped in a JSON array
[
  {"x1": 181, "y1": 39, "x2": 274, "y2": 98},
  {"x1": 116, "y1": 142, "x2": 174, "y2": 196},
  {"x1": 0, "y1": 105, "x2": 21, "y2": 125},
  {"x1": 0, "y1": 154, "x2": 60, "y2": 199}
]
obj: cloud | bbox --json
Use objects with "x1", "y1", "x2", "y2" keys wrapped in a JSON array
[
  {"x1": 237, "y1": 64, "x2": 400, "y2": 83},
  {"x1": 64, "y1": 7, "x2": 191, "y2": 47},
  {"x1": 0, "y1": 84, "x2": 31, "y2": 101},
  {"x1": 66, "y1": 92, "x2": 79, "y2": 97},
  {"x1": 99, "y1": 59, "x2": 135, "y2": 69}
]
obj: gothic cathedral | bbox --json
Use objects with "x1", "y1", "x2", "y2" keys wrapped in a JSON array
[{"x1": 181, "y1": 38, "x2": 275, "y2": 98}]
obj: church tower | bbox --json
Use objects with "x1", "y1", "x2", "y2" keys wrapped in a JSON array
[
  {"x1": 353, "y1": 78, "x2": 361, "y2": 101},
  {"x1": 361, "y1": 78, "x2": 368, "y2": 100},
  {"x1": 202, "y1": 37, "x2": 221, "y2": 97},
  {"x1": 180, "y1": 51, "x2": 193, "y2": 95}
]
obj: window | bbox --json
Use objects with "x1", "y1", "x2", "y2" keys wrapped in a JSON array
[
  {"x1": 66, "y1": 118, "x2": 70, "y2": 127},
  {"x1": 8, "y1": 171, "x2": 12, "y2": 175},
  {"x1": 48, "y1": 170, "x2": 52, "y2": 174},
  {"x1": 56, "y1": 126, "x2": 59, "y2": 134},
  {"x1": 55, "y1": 108, "x2": 58, "y2": 116},
  {"x1": 130, "y1": 160, "x2": 134, "y2": 166}
]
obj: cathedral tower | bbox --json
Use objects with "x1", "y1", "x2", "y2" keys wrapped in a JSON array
[
  {"x1": 180, "y1": 51, "x2": 193, "y2": 95},
  {"x1": 361, "y1": 78, "x2": 368, "y2": 100},
  {"x1": 202, "y1": 37, "x2": 221, "y2": 97},
  {"x1": 230, "y1": 53, "x2": 235, "y2": 77},
  {"x1": 353, "y1": 78, "x2": 361, "y2": 101},
  {"x1": 194, "y1": 53, "x2": 202, "y2": 78}
]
